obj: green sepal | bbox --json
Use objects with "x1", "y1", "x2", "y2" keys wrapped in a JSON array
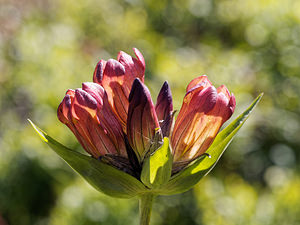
[
  {"x1": 28, "y1": 120, "x2": 148, "y2": 198},
  {"x1": 141, "y1": 137, "x2": 172, "y2": 189},
  {"x1": 159, "y1": 93, "x2": 263, "y2": 195}
]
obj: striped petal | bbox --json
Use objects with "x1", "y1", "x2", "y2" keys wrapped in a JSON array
[
  {"x1": 127, "y1": 79, "x2": 161, "y2": 162},
  {"x1": 155, "y1": 81, "x2": 173, "y2": 137},
  {"x1": 82, "y1": 82, "x2": 127, "y2": 157},
  {"x1": 58, "y1": 89, "x2": 95, "y2": 155},
  {"x1": 171, "y1": 76, "x2": 235, "y2": 162},
  {"x1": 93, "y1": 49, "x2": 145, "y2": 131},
  {"x1": 57, "y1": 85, "x2": 127, "y2": 158}
]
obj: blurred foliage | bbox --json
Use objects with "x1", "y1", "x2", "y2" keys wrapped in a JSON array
[{"x1": 0, "y1": 0, "x2": 300, "y2": 224}]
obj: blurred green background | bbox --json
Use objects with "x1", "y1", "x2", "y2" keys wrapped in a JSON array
[{"x1": 1, "y1": 0, "x2": 300, "y2": 224}]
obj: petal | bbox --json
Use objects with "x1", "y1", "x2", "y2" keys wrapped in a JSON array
[
  {"x1": 184, "y1": 92, "x2": 235, "y2": 159},
  {"x1": 82, "y1": 83, "x2": 127, "y2": 157},
  {"x1": 171, "y1": 86, "x2": 218, "y2": 161},
  {"x1": 71, "y1": 89, "x2": 112, "y2": 157},
  {"x1": 174, "y1": 84, "x2": 217, "y2": 134},
  {"x1": 57, "y1": 90, "x2": 73, "y2": 124},
  {"x1": 57, "y1": 89, "x2": 97, "y2": 156},
  {"x1": 171, "y1": 77, "x2": 236, "y2": 162},
  {"x1": 93, "y1": 49, "x2": 146, "y2": 130},
  {"x1": 217, "y1": 84, "x2": 230, "y2": 99},
  {"x1": 229, "y1": 94, "x2": 236, "y2": 115},
  {"x1": 127, "y1": 79, "x2": 161, "y2": 162},
  {"x1": 104, "y1": 59, "x2": 126, "y2": 77},
  {"x1": 93, "y1": 60, "x2": 107, "y2": 84},
  {"x1": 72, "y1": 88, "x2": 97, "y2": 120},
  {"x1": 82, "y1": 82, "x2": 105, "y2": 106},
  {"x1": 155, "y1": 81, "x2": 173, "y2": 121},
  {"x1": 117, "y1": 48, "x2": 145, "y2": 83},
  {"x1": 95, "y1": 59, "x2": 128, "y2": 128},
  {"x1": 58, "y1": 88, "x2": 125, "y2": 158},
  {"x1": 155, "y1": 81, "x2": 173, "y2": 137},
  {"x1": 186, "y1": 75, "x2": 212, "y2": 92},
  {"x1": 217, "y1": 85, "x2": 236, "y2": 120},
  {"x1": 133, "y1": 48, "x2": 145, "y2": 70}
]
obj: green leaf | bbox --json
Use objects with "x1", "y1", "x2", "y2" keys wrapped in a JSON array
[
  {"x1": 28, "y1": 120, "x2": 148, "y2": 198},
  {"x1": 141, "y1": 137, "x2": 172, "y2": 189},
  {"x1": 160, "y1": 93, "x2": 263, "y2": 195}
]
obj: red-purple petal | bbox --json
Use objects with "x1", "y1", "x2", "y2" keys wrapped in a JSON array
[
  {"x1": 57, "y1": 86, "x2": 127, "y2": 158},
  {"x1": 117, "y1": 49, "x2": 145, "y2": 83},
  {"x1": 127, "y1": 78, "x2": 160, "y2": 162},
  {"x1": 82, "y1": 82, "x2": 105, "y2": 106},
  {"x1": 186, "y1": 75, "x2": 212, "y2": 92},
  {"x1": 92, "y1": 49, "x2": 146, "y2": 131},
  {"x1": 93, "y1": 60, "x2": 107, "y2": 84},
  {"x1": 104, "y1": 59, "x2": 126, "y2": 77},
  {"x1": 155, "y1": 81, "x2": 173, "y2": 137},
  {"x1": 171, "y1": 76, "x2": 236, "y2": 162},
  {"x1": 71, "y1": 89, "x2": 111, "y2": 157},
  {"x1": 229, "y1": 94, "x2": 236, "y2": 115},
  {"x1": 217, "y1": 85, "x2": 236, "y2": 120},
  {"x1": 73, "y1": 89, "x2": 97, "y2": 118},
  {"x1": 57, "y1": 91, "x2": 73, "y2": 124},
  {"x1": 57, "y1": 89, "x2": 99, "y2": 156},
  {"x1": 171, "y1": 86, "x2": 218, "y2": 160},
  {"x1": 133, "y1": 48, "x2": 145, "y2": 70},
  {"x1": 82, "y1": 82, "x2": 127, "y2": 157}
]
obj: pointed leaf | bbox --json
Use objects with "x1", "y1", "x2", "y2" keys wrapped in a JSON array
[
  {"x1": 160, "y1": 93, "x2": 263, "y2": 195},
  {"x1": 141, "y1": 137, "x2": 172, "y2": 189},
  {"x1": 28, "y1": 120, "x2": 147, "y2": 198}
]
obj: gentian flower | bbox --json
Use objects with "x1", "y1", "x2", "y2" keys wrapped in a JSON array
[
  {"x1": 171, "y1": 76, "x2": 236, "y2": 171},
  {"x1": 57, "y1": 48, "x2": 235, "y2": 177},
  {"x1": 30, "y1": 48, "x2": 262, "y2": 225}
]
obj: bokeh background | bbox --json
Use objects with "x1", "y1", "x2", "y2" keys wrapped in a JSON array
[{"x1": 1, "y1": 0, "x2": 300, "y2": 224}]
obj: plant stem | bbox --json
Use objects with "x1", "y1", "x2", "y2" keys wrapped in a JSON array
[{"x1": 139, "y1": 193, "x2": 155, "y2": 225}]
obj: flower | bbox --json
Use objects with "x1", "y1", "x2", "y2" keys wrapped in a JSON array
[
  {"x1": 171, "y1": 76, "x2": 236, "y2": 162},
  {"x1": 57, "y1": 48, "x2": 235, "y2": 177},
  {"x1": 30, "y1": 47, "x2": 261, "y2": 225},
  {"x1": 31, "y1": 47, "x2": 261, "y2": 203}
]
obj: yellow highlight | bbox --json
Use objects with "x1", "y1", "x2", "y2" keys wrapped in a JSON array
[
  {"x1": 28, "y1": 119, "x2": 49, "y2": 143},
  {"x1": 149, "y1": 137, "x2": 169, "y2": 183}
]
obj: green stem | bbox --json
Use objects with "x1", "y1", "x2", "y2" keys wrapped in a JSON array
[{"x1": 139, "y1": 193, "x2": 155, "y2": 225}]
